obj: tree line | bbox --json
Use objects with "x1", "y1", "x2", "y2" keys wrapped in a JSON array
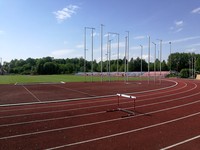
[{"x1": 1, "y1": 52, "x2": 200, "y2": 77}]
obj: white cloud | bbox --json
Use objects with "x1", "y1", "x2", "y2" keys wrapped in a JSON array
[
  {"x1": 189, "y1": 43, "x2": 200, "y2": 47},
  {"x1": 175, "y1": 28, "x2": 183, "y2": 33},
  {"x1": 50, "y1": 49, "x2": 81, "y2": 58},
  {"x1": 191, "y1": 7, "x2": 200, "y2": 14},
  {"x1": 172, "y1": 36, "x2": 200, "y2": 43},
  {"x1": 162, "y1": 36, "x2": 200, "y2": 45},
  {"x1": 170, "y1": 20, "x2": 184, "y2": 33},
  {"x1": 76, "y1": 44, "x2": 84, "y2": 49},
  {"x1": 134, "y1": 35, "x2": 146, "y2": 40},
  {"x1": 175, "y1": 20, "x2": 183, "y2": 27},
  {"x1": 184, "y1": 48, "x2": 197, "y2": 53},
  {"x1": 53, "y1": 5, "x2": 79, "y2": 23}
]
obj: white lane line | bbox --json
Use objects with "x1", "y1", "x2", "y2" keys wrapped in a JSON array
[
  {"x1": 160, "y1": 135, "x2": 200, "y2": 150},
  {"x1": 52, "y1": 84, "x2": 97, "y2": 97},
  {"x1": 1, "y1": 88, "x2": 200, "y2": 128},
  {"x1": 0, "y1": 79, "x2": 178, "y2": 107},
  {"x1": 0, "y1": 82, "x2": 196, "y2": 119},
  {"x1": 1, "y1": 97, "x2": 200, "y2": 140},
  {"x1": 0, "y1": 80, "x2": 185, "y2": 114},
  {"x1": 22, "y1": 85, "x2": 41, "y2": 102},
  {"x1": 0, "y1": 82, "x2": 179, "y2": 112},
  {"x1": 46, "y1": 112, "x2": 200, "y2": 149}
]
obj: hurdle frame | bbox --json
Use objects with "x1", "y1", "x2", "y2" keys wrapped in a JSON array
[{"x1": 107, "y1": 93, "x2": 136, "y2": 117}]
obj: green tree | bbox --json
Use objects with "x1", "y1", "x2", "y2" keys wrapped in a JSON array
[{"x1": 43, "y1": 62, "x2": 58, "y2": 74}]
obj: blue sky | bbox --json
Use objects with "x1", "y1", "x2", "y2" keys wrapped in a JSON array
[{"x1": 0, "y1": 0, "x2": 200, "y2": 63}]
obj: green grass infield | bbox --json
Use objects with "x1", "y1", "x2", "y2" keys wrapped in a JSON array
[{"x1": 0, "y1": 75, "x2": 144, "y2": 84}]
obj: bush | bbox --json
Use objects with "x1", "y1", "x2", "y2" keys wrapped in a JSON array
[{"x1": 179, "y1": 68, "x2": 195, "y2": 78}]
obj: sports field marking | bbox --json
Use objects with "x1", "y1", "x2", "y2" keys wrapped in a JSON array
[
  {"x1": 1, "y1": 89, "x2": 200, "y2": 128},
  {"x1": 160, "y1": 135, "x2": 200, "y2": 150},
  {"x1": 0, "y1": 79, "x2": 178, "y2": 107},
  {"x1": 131, "y1": 81, "x2": 186, "y2": 98},
  {"x1": 137, "y1": 82, "x2": 196, "y2": 102},
  {"x1": 1, "y1": 97, "x2": 200, "y2": 140},
  {"x1": 52, "y1": 84, "x2": 97, "y2": 97},
  {"x1": 0, "y1": 81, "x2": 196, "y2": 120},
  {"x1": 46, "y1": 112, "x2": 200, "y2": 149},
  {"x1": 0, "y1": 80, "x2": 179, "y2": 112},
  {"x1": 0, "y1": 83, "x2": 199, "y2": 121},
  {"x1": 15, "y1": 82, "x2": 65, "y2": 86},
  {"x1": 22, "y1": 85, "x2": 41, "y2": 102}
]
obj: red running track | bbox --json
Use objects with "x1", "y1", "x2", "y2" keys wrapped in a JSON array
[{"x1": 0, "y1": 79, "x2": 200, "y2": 149}]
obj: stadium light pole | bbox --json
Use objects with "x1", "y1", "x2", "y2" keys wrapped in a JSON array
[
  {"x1": 84, "y1": 27, "x2": 86, "y2": 82},
  {"x1": 152, "y1": 42, "x2": 156, "y2": 84},
  {"x1": 100, "y1": 24, "x2": 104, "y2": 83},
  {"x1": 108, "y1": 32, "x2": 119, "y2": 77},
  {"x1": 124, "y1": 36, "x2": 128, "y2": 83},
  {"x1": 126, "y1": 31, "x2": 129, "y2": 82},
  {"x1": 157, "y1": 39, "x2": 162, "y2": 84},
  {"x1": 107, "y1": 33, "x2": 110, "y2": 81},
  {"x1": 117, "y1": 33, "x2": 120, "y2": 79},
  {"x1": 140, "y1": 45, "x2": 143, "y2": 81},
  {"x1": 91, "y1": 28, "x2": 95, "y2": 82},
  {"x1": 169, "y1": 42, "x2": 172, "y2": 73},
  {"x1": 148, "y1": 36, "x2": 150, "y2": 84},
  {"x1": 84, "y1": 27, "x2": 95, "y2": 82}
]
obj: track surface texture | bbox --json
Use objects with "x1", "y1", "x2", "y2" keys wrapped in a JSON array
[{"x1": 0, "y1": 79, "x2": 200, "y2": 150}]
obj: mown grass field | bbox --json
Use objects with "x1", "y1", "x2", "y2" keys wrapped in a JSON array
[{"x1": 0, "y1": 75, "x2": 143, "y2": 84}]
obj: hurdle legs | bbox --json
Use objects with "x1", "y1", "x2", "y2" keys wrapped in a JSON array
[{"x1": 107, "y1": 93, "x2": 136, "y2": 117}]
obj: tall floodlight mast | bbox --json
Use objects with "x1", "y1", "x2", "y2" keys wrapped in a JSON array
[
  {"x1": 169, "y1": 42, "x2": 172, "y2": 73},
  {"x1": 152, "y1": 42, "x2": 156, "y2": 84},
  {"x1": 84, "y1": 27, "x2": 95, "y2": 82},
  {"x1": 108, "y1": 39, "x2": 113, "y2": 82},
  {"x1": 100, "y1": 24, "x2": 104, "y2": 82},
  {"x1": 126, "y1": 31, "x2": 129, "y2": 82},
  {"x1": 157, "y1": 39, "x2": 162, "y2": 84},
  {"x1": 124, "y1": 36, "x2": 128, "y2": 83},
  {"x1": 148, "y1": 36, "x2": 151, "y2": 84},
  {"x1": 107, "y1": 32, "x2": 119, "y2": 82},
  {"x1": 140, "y1": 45, "x2": 143, "y2": 81},
  {"x1": 84, "y1": 27, "x2": 86, "y2": 82}
]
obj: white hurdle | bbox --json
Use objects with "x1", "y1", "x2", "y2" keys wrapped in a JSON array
[{"x1": 107, "y1": 93, "x2": 136, "y2": 117}]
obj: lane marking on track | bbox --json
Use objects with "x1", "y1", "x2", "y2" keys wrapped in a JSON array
[
  {"x1": 52, "y1": 84, "x2": 97, "y2": 97},
  {"x1": 0, "y1": 79, "x2": 178, "y2": 107},
  {"x1": 0, "y1": 80, "x2": 181, "y2": 113},
  {"x1": 0, "y1": 82, "x2": 196, "y2": 119},
  {"x1": 1, "y1": 87, "x2": 200, "y2": 127},
  {"x1": 46, "y1": 112, "x2": 200, "y2": 149},
  {"x1": 160, "y1": 135, "x2": 200, "y2": 150},
  {"x1": 1, "y1": 96, "x2": 200, "y2": 140},
  {"x1": 22, "y1": 85, "x2": 41, "y2": 102}
]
